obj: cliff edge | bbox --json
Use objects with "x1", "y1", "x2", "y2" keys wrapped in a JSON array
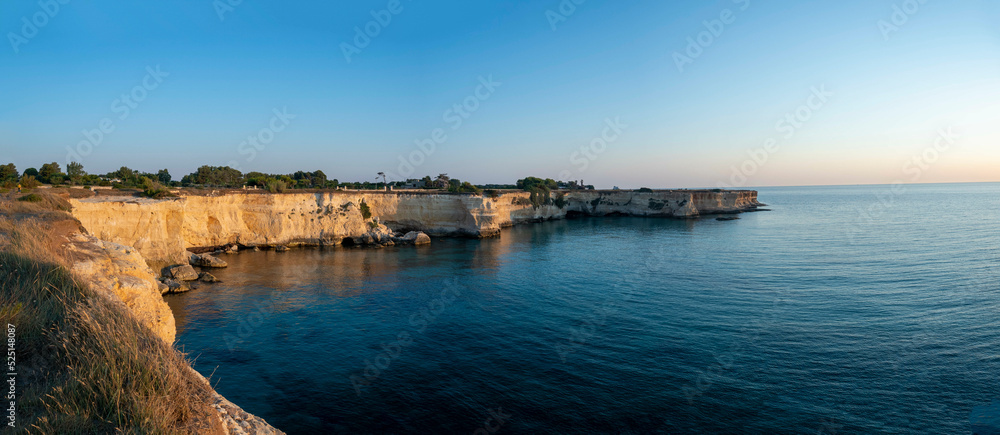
[{"x1": 68, "y1": 189, "x2": 759, "y2": 266}]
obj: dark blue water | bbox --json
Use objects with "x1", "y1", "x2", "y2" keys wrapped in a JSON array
[{"x1": 167, "y1": 183, "x2": 1000, "y2": 434}]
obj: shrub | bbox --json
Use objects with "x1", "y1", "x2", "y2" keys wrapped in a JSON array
[
  {"x1": 20, "y1": 175, "x2": 40, "y2": 189},
  {"x1": 484, "y1": 189, "x2": 500, "y2": 199},
  {"x1": 636, "y1": 187, "x2": 653, "y2": 193},
  {"x1": 359, "y1": 201, "x2": 372, "y2": 219},
  {"x1": 265, "y1": 180, "x2": 287, "y2": 193},
  {"x1": 140, "y1": 178, "x2": 175, "y2": 199},
  {"x1": 18, "y1": 193, "x2": 43, "y2": 203},
  {"x1": 553, "y1": 192, "x2": 568, "y2": 209}
]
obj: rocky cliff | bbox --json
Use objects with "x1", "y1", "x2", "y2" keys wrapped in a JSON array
[
  {"x1": 68, "y1": 189, "x2": 759, "y2": 267},
  {"x1": 63, "y1": 233, "x2": 177, "y2": 344}
]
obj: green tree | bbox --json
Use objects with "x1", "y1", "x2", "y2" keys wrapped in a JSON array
[
  {"x1": 156, "y1": 169, "x2": 172, "y2": 185},
  {"x1": 0, "y1": 163, "x2": 17, "y2": 182},
  {"x1": 67, "y1": 162, "x2": 85, "y2": 183},
  {"x1": 38, "y1": 162, "x2": 61, "y2": 183},
  {"x1": 184, "y1": 166, "x2": 243, "y2": 187},
  {"x1": 23, "y1": 168, "x2": 38, "y2": 177}
]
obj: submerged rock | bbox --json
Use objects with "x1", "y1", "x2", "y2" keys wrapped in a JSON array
[
  {"x1": 275, "y1": 245, "x2": 289, "y2": 252},
  {"x1": 716, "y1": 216, "x2": 740, "y2": 221},
  {"x1": 190, "y1": 253, "x2": 228, "y2": 268},
  {"x1": 164, "y1": 264, "x2": 199, "y2": 281}
]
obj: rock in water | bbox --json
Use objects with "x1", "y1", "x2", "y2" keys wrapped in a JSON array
[
  {"x1": 275, "y1": 245, "x2": 289, "y2": 252},
  {"x1": 161, "y1": 278, "x2": 189, "y2": 294},
  {"x1": 198, "y1": 272, "x2": 220, "y2": 283},
  {"x1": 190, "y1": 253, "x2": 228, "y2": 268},
  {"x1": 396, "y1": 231, "x2": 431, "y2": 245},
  {"x1": 165, "y1": 264, "x2": 199, "y2": 281}
]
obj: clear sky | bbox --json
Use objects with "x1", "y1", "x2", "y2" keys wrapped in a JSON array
[{"x1": 1, "y1": 0, "x2": 997, "y2": 188}]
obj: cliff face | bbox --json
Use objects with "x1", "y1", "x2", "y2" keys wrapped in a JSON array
[
  {"x1": 63, "y1": 233, "x2": 176, "y2": 344},
  {"x1": 68, "y1": 190, "x2": 758, "y2": 266}
]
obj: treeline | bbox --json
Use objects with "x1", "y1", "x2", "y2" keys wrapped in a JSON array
[{"x1": 2, "y1": 161, "x2": 594, "y2": 198}]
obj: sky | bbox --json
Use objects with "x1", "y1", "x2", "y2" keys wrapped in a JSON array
[{"x1": 1, "y1": 0, "x2": 998, "y2": 188}]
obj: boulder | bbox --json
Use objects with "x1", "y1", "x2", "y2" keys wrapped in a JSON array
[
  {"x1": 162, "y1": 278, "x2": 189, "y2": 294},
  {"x1": 164, "y1": 264, "x2": 199, "y2": 281},
  {"x1": 198, "y1": 272, "x2": 220, "y2": 283},
  {"x1": 157, "y1": 280, "x2": 169, "y2": 295},
  {"x1": 190, "y1": 253, "x2": 228, "y2": 268},
  {"x1": 275, "y1": 245, "x2": 289, "y2": 252},
  {"x1": 395, "y1": 231, "x2": 431, "y2": 246},
  {"x1": 200, "y1": 272, "x2": 219, "y2": 283}
]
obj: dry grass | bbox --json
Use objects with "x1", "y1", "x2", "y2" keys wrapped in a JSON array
[{"x1": 0, "y1": 194, "x2": 224, "y2": 434}]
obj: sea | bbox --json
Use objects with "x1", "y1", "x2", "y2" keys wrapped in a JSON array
[{"x1": 166, "y1": 183, "x2": 1000, "y2": 434}]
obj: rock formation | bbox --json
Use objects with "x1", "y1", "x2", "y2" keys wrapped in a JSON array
[
  {"x1": 63, "y1": 233, "x2": 177, "y2": 344},
  {"x1": 68, "y1": 190, "x2": 759, "y2": 267},
  {"x1": 191, "y1": 253, "x2": 228, "y2": 268}
]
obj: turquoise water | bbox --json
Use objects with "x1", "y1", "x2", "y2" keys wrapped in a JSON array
[{"x1": 167, "y1": 183, "x2": 1000, "y2": 434}]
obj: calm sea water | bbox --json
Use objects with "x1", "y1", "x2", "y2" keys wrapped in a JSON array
[{"x1": 167, "y1": 183, "x2": 1000, "y2": 434}]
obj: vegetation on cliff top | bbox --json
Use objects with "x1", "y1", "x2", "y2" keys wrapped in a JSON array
[{"x1": 0, "y1": 193, "x2": 223, "y2": 433}]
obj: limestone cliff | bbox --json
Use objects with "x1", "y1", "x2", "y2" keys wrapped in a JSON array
[
  {"x1": 64, "y1": 232, "x2": 176, "y2": 344},
  {"x1": 68, "y1": 190, "x2": 759, "y2": 267}
]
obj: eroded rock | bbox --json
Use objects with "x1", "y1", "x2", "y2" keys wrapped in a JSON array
[
  {"x1": 165, "y1": 264, "x2": 199, "y2": 281},
  {"x1": 198, "y1": 272, "x2": 220, "y2": 283},
  {"x1": 190, "y1": 253, "x2": 228, "y2": 268}
]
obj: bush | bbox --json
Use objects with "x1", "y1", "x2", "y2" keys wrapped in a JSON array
[
  {"x1": 17, "y1": 193, "x2": 43, "y2": 203},
  {"x1": 20, "y1": 175, "x2": 40, "y2": 189},
  {"x1": 265, "y1": 180, "x2": 287, "y2": 193},
  {"x1": 140, "y1": 178, "x2": 174, "y2": 199},
  {"x1": 484, "y1": 189, "x2": 500, "y2": 199},
  {"x1": 636, "y1": 187, "x2": 653, "y2": 193},
  {"x1": 553, "y1": 192, "x2": 567, "y2": 209},
  {"x1": 359, "y1": 201, "x2": 372, "y2": 219},
  {"x1": 15, "y1": 191, "x2": 71, "y2": 211}
]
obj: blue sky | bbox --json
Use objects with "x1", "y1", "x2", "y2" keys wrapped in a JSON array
[{"x1": 1, "y1": 0, "x2": 997, "y2": 188}]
